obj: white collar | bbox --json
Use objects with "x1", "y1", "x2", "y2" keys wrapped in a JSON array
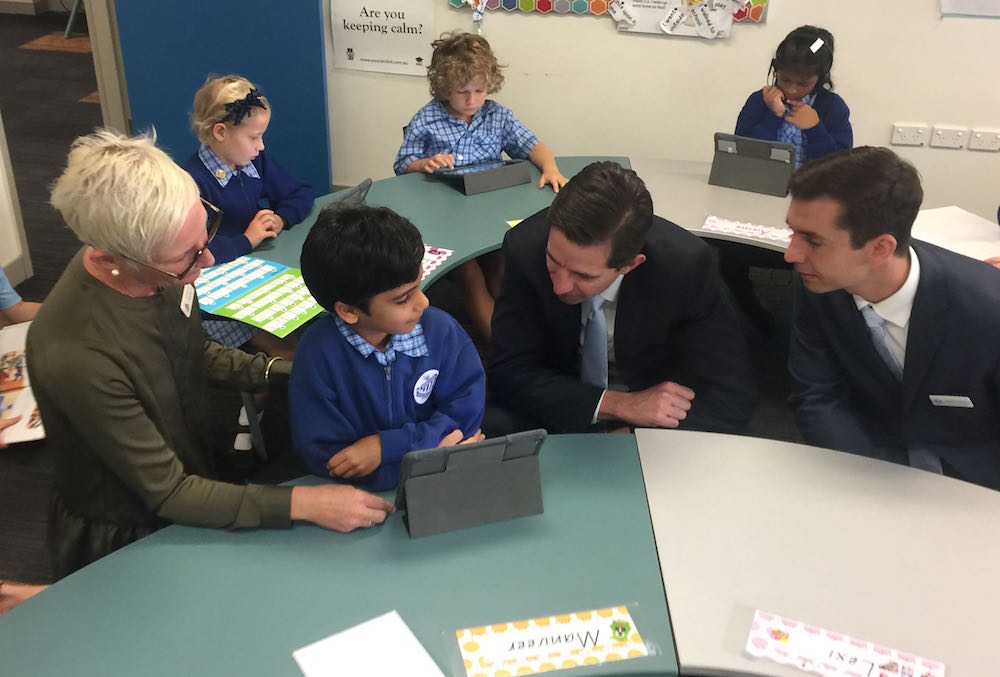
[
  {"x1": 853, "y1": 247, "x2": 920, "y2": 328},
  {"x1": 599, "y1": 274, "x2": 624, "y2": 305}
]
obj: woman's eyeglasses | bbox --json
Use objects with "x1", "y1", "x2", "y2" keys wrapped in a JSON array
[{"x1": 119, "y1": 198, "x2": 222, "y2": 280}]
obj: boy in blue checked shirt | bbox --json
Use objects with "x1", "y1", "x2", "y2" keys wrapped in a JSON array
[
  {"x1": 394, "y1": 32, "x2": 567, "y2": 343},
  {"x1": 394, "y1": 32, "x2": 565, "y2": 188},
  {"x1": 290, "y1": 204, "x2": 486, "y2": 491}
]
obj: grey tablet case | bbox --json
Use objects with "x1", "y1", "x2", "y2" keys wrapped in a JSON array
[
  {"x1": 708, "y1": 133, "x2": 797, "y2": 197},
  {"x1": 395, "y1": 429, "x2": 546, "y2": 538},
  {"x1": 431, "y1": 159, "x2": 531, "y2": 196}
]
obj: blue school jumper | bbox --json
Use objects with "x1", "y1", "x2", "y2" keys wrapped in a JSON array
[
  {"x1": 289, "y1": 307, "x2": 486, "y2": 491},
  {"x1": 182, "y1": 146, "x2": 314, "y2": 265},
  {"x1": 735, "y1": 87, "x2": 853, "y2": 163}
]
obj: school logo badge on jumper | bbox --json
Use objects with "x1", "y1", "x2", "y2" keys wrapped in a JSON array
[{"x1": 413, "y1": 369, "x2": 439, "y2": 405}]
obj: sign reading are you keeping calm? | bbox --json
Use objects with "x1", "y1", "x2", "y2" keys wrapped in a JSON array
[{"x1": 331, "y1": 0, "x2": 435, "y2": 76}]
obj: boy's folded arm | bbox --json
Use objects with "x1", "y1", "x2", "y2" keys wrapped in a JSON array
[
  {"x1": 378, "y1": 341, "x2": 486, "y2": 462},
  {"x1": 289, "y1": 361, "x2": 364, "y2": 477}
]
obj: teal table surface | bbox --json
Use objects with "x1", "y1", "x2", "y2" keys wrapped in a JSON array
[
  {"x1": 0, "y1": 434, "x2": 677, "y2": 676},
  {"x1": 256, "y1": 157, "x2": 630, "y2": 284}
]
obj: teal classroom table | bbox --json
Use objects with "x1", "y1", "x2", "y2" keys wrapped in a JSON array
[
  {"x1": 0, "y1": 434, "x2": 679, "y2": 676},
  {"x1": 256, "y1": 157, "x2": 630, "y2": 282}
]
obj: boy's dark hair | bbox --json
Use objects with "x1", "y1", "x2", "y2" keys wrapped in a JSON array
[
  {"x1": 547, "y1": 162, "x2": 653, "y2": 269},
  {"x1": 300, "y1": 204, "x2": 424, "y2": 313},
  {"x1": 769, "y1": 25, "x2": 835, "y2": 92},
  {"x1": 788, "y1": 147, "x2": 923, "y2": 255}
]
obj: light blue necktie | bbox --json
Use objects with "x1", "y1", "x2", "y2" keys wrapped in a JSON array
[
  {"x1": 860, "y1": 305, "x2": 943, "y2": 474},
  {"x1": 860, "y1": 305, "x2": 903, "y2": 381},
  {"x1": 580, "y1": 295, "x2": 608, "y2": 389}
]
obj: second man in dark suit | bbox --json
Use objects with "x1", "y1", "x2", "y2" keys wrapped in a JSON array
[{"x1": 786, "y1": 146, "x2": 1000, "y2": 489}]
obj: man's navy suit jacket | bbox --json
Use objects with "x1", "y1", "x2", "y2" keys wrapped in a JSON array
[
  {"x1": 488, "y1": 208, "x2": 756, "y2": 434},
  {"x1": 789, "y1": 240, "x2": 1000, "y2": 490}
]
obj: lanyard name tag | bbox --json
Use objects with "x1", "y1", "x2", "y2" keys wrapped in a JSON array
[{"x1": 180, "y1": 284, "x2": 195, "y2": 318}]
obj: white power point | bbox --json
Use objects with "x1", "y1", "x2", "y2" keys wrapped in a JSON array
[
  {"x1": 929, "y1": 125, "x2": 968, "y2": 149},
  {"x1": 891, "y1": 124, "x2": 928, "y2": 146},
  {"x1": 968, "y1": 129, "x2": 1000, "y2": 152}
]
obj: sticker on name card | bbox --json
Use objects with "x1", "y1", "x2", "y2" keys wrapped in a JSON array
[
  {"x1": 701, "y1": 215, "x2": 792, "y2": 245},
  {"x1": 456, "y1": 606, "x2": 648, "y2": 676},
  {"x1": 744, "y1": 609, "x2": 946, "y2": 677}
]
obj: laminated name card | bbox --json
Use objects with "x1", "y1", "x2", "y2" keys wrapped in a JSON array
[
  {"x1": 456, "y1": 606, "x2": 647, "y2": 676},
  {"x1": 421, "y1": 245, "x2": 454, "y2": 280},
  {"x1": 745, "y1": 609, "x2": 946, "y2": 677},
  {"x1": 701, "y1": 214, "x2": 792, "y2": 245}
]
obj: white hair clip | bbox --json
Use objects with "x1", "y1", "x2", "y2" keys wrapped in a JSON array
[{"x1": 810, "y1": 38, "x2": 824, "y2": 53}]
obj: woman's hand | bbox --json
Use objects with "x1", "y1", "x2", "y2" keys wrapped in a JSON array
[{"x1": 290, "y1": 484, "x2": 394, "y2": 532}]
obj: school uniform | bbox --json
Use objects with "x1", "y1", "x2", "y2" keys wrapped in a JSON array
[
  {"x1": 289, "y1": 307, "x2": 486, "y2": 491},
  {"x1": 393, "y1": 99, "x2": 538, "y2": 175}
]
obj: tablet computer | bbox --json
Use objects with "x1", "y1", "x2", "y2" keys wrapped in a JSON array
[
  {"x1": 394, "y1": 428, "x2": 547, "y2": 511},
  {"x1": 429, "y1": 159, "x2": 531, "y2": 195},
  {"x1": 708, "y1": 132, "x2": 797, "y2": 197}
]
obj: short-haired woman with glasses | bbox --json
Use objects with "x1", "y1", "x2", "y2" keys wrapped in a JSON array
[{"x1": 27, "y1": 130, "x2": 393, "y2": 579}]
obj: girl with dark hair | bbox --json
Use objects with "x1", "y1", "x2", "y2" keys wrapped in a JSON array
[{"x1": 735, "y1": 25, "x2": 853, "y2": 168}]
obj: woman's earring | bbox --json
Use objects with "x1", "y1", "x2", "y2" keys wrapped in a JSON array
[{"x1": 111, "y1": 268, "x2": 120, "y2": 277}]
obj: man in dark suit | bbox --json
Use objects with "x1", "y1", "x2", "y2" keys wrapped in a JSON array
[
  {"x1": 488, "y1": 161, "x2": 756, "y2": 434},
  {"x1": 786, "y1": 146, "x2": 1000, "y2": 490}
]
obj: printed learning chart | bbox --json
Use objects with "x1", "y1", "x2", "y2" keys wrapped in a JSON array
[
  {"x1": 194, "y1": 257, "x2": 321, "y2": 338},
  {"x1": 195, "y1": 248, "x2": 455, "y2": 338}
]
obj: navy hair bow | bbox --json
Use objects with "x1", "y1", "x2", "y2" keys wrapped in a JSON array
[{"x1": 222, "y1": 88, "x2": 267, "y2": 126}]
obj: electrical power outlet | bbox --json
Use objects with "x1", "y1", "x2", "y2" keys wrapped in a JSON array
[
  {"x1": 968, "y1": 129, "x2": 1000, "y2": 152},
  {"x1": 891, "y1": 123, "x2": 928, "y2": 146},
  {"x1": 929, "y1": 125, "x2": 968, "y2": 149}
]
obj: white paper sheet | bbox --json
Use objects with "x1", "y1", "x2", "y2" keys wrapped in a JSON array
[{"x1": 293, "y1": 610, "x2": 444, "y2": 677}]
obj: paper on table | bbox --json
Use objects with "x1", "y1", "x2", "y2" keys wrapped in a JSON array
[
  {"x1": 745, "y1": 609, "x2": 946, "y2": 677},
  {"x1": 701, "y1": 215, "x2": 792, "y2": 245},
  {"x1": 293, "y1": 610, "x2": 444, "y2": 677}
]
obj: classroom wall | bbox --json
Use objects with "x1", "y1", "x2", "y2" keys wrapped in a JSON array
[
  {"x1": 325, "y1": 1, "x2": 1000, "y2": 221},
  {"x1": 114, "y1": 0, "x2": 332, "y2": 193}
]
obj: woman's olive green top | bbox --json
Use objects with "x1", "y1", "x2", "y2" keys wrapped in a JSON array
[{"x1": 27, "y1": 250, "x2": 293, "y2": 577}]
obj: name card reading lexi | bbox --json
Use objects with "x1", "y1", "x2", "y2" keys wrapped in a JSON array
[
  {"x1": 456, "y1": 606, "x2": 647, "y2": 676},
  {"x1": 745, "y1": 609, "x2": 946, "y2": 677},
  {"x1": 701, "y1": 214, "x2": 792, "y2": 245}
]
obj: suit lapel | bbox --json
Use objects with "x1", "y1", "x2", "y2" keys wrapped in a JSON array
[{"x1": 901, "y1": 249, "x2": 949, "y2": 414}]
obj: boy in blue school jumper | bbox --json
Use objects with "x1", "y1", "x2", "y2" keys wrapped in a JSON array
[
  {"x1": 394, "y1": 32, "x2": 566, "y2": 343},
  {"x1": 182, "y1": 75, "x2": 314, "y2": 267},
  {"x1": 290, "y1": 205, "x2": 486, "y2": 491},
  {"x1": 735, "y1": 26, "x2": 852, "y2": 168}
]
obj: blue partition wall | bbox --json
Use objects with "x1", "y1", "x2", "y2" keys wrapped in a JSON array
[{"x1": 114, "y1": 0, "x2": 332, "y2": 194}]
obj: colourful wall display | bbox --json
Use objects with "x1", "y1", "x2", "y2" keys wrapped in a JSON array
[{"x1": 449, "y1": 0, "x2": 767, "y2": 23}]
